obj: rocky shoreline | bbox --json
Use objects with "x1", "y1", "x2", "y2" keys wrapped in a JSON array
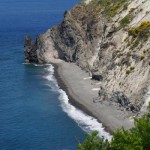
[
  {"x1": 24, "y1": 0, "x2": 150, "y2": 132},
  {"x1": 52, "y1": 60, "x2": 134, "y2": 132}
]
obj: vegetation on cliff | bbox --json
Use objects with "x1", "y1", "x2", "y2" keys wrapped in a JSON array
[
  {"x1": 24, "y1": 0, "x2": 150, "y2": 125},
  {"x1": 78, "y1": 105, "x2": 150, "y2": 150},
  {"x1": 82, "y1": 0, "x2": 127, "y2": 17},
  {"x1": 128, "y1": 21, "x2": 150, "y2": 48}
]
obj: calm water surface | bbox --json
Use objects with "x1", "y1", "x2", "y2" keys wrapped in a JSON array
[{"x1": 0, "y1": 1, "x2": 85, "y2": 150}]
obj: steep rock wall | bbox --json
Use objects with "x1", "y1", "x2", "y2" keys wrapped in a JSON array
[{"x1": 24, "y1": 0, "x2": 150, "y2": 115}]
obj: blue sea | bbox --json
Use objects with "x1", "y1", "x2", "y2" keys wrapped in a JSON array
[{"x1": 0, "y1": 0, "x2": 110, "y2": 149}]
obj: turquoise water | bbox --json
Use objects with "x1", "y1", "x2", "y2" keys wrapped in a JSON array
[{"x1": 0, "y1": 0, "x2": 86, "y2": 149}]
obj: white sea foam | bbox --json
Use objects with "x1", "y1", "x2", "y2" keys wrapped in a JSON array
[
  {"x1": 44, "y1": 65, "x2": 59, "y2": 91},
  {"x1": 92, "y1": 88, "x2": 100, "y2": 91},
  {"x1": 44, "y1": 64, "x2": 112, "y2": 140},
  {"x1": 83, "y1": 77, "x2": 92, "y2": 80},
  {"x1": 23, "y1": 63, "x2": 44, "y2": 66},
  {"x1": 34, "y1": 64, "x2": 44, "y2": 67}
]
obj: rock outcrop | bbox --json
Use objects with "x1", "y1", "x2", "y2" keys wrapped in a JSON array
[
  {"x1": 24, "y1": 0, "x2": 150, "y2": 115},
  {"x1": 24, "y1": 36, "x2": 38, "y2": 63}
]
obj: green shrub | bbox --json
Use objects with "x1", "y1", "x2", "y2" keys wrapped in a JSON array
[
  {"x1": 140, "y1": 55, "x2": 145, "y2": 60},
  {"x1": 120, "y1": 15, "x2": 131, "y2": 27},
  {"x1": 78, "y1": 104, "x2": 150, "y2": 150},
  {"x1": 128, "y1": 21, "x2": 150, "y2": 48},
  {"x1": 78, "y1": 131, "x2": 107, "y2": 150},
  {"x1": 123, "y1": 3, "x2": 128, "y2": 10},
  {"x1": 120, "y1": 14, "x2": 133, "y2": 27},
  {"x1": 139, "y1": 8, "x2": 143, "y2": 12},
  {"x1": 96, "y1": 0, "x2": 127, "y2": 17},
  {"x1": 127, "y1": 51, "x2": 132, "y2": 57},
  {"x1": 129, "y1": 21, "x2": 150, "y2": 38},
  {"x1": 126, "y1": 69, "x2": 131, "y2": 75},
  {"x1": 130, "y1": 66, "x2": 135, "y2": 70}
]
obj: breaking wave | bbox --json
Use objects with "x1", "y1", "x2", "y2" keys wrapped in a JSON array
[{"x1": 44, "y1": 64, "x2": 112, "y2": 140}]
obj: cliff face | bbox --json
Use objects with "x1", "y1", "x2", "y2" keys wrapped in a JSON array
[{"x1": 24, "y1": 0, "x2": 150, "y2": 115}]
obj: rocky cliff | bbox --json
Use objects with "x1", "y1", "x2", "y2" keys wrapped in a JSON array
[{"x1": 24, "y1": 0, "x2": 150, "y2": 116}]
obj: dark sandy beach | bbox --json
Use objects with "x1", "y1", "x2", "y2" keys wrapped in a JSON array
[{"x1": 52, "y1": 60, "x2": 134, "y2": 133}]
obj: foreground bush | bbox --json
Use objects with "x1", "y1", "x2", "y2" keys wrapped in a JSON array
[{"x1": 78, "y1": 105, "x2": 150, "y2": 150}]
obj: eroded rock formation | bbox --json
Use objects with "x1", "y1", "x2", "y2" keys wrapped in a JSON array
[{"x1": 24, "y1": 0, "x2": 150, "y2": 115}]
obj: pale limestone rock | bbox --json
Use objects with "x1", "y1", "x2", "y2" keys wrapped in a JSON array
[{"x1": 24, "y1": 0, "x2": 150, "y2": 115}]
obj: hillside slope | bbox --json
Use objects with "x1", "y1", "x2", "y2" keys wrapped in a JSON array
[{"x1": 24, "y1": 0, "x2": 150, "y2": 116}]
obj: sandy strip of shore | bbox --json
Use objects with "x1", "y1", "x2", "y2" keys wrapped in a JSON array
[{"x1": 53, "y1": 60, "x2": 134, "y2": 133}]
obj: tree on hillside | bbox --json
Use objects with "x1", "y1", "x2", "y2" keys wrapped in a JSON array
[{"x1": 78, "y1": 105, "x2": 150, "y2": 150}]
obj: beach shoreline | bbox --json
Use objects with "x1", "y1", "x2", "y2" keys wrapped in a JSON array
[
  {"x1": 52, "y1": 60, "x2": 134, "y2": 134},
  {"x1": 53, "y1": 63, "x2": 111, "y2": 134}
]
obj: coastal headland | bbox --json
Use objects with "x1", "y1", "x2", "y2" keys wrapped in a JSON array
[{"x1": 24, "y1": 0, "x2": 150, "y2": 133}]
